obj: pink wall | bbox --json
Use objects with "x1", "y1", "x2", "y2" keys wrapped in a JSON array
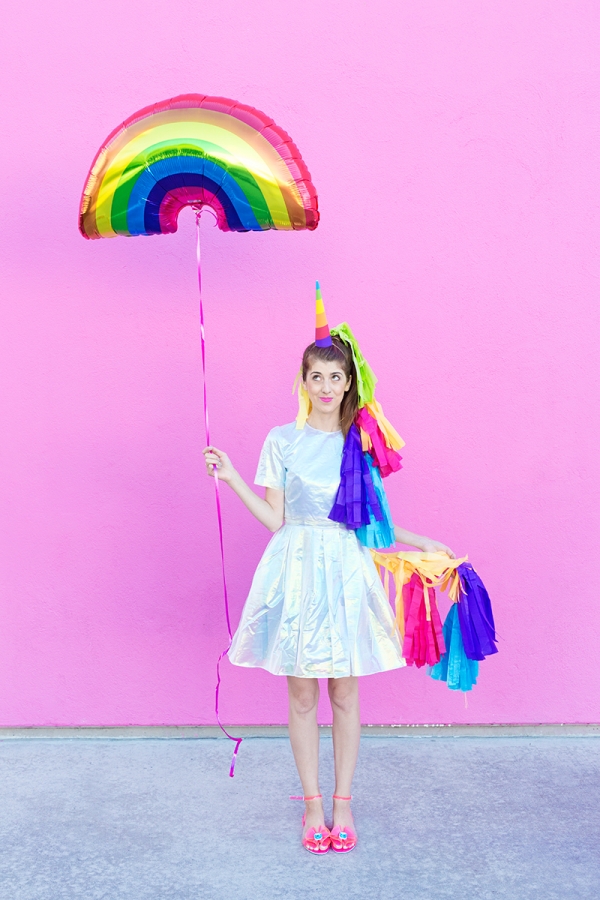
[{"x1": 1, "y1": 1, "x2": 599, "y2": 726}]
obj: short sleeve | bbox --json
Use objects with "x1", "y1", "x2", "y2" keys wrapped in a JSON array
[{"x1": 255, "y1": 427, "x2": 285, "y2": 490}]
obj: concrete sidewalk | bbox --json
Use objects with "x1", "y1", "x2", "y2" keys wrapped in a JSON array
[{"x1": 0, "y1": 736, "x2": 598, "y2": 900}]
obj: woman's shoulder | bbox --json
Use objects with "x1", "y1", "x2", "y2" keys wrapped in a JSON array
[{"x1": 264, "y1": 422, "x2": 300, "y2": 445}]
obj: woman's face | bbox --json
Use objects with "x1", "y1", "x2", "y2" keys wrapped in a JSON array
[{"x1": 303, "y1": 357, "x2": 351, "y2": 419}]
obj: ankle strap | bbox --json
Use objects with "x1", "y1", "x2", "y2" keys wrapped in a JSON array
[
  {"x1": 333, "y1": 794, "x2": 352, "y2": 801},
  {"x1": 289, "y1": 794, "x2": 322, "y2": 801}
]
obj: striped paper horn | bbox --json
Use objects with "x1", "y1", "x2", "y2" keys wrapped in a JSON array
[{"x1": 315, "y1": 281, "x2": 332, "y2": 347}]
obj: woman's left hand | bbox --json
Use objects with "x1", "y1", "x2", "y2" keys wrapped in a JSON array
[{"x1": 416, "y1": 537, "x2": 456, "y2": 559}]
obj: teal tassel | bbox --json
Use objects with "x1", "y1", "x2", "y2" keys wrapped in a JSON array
[
  {"x1": 429, "y1": 603, "x2": 479, "y2": 691},
  {"x1": 356, "y1": 454, "x2": 396, "y2": 549}
]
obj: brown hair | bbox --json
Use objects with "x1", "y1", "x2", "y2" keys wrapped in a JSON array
[{"x1": 301, "y1": 337, "x2": 358, "y2": 436}]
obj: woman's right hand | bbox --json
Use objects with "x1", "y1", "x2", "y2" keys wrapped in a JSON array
[{"x1": 203, "y1": 446, "x2": 237, "y2": 485}]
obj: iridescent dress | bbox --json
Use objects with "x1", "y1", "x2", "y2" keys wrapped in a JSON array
[{"x1": 228, "y1": 422, "x2": 405, "y2": 678}]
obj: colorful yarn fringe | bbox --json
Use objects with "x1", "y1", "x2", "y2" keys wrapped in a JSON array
[
  {"x1": 294, "y1": 313, "x2": 405, "y2": 548},
  {"x1": 370, "y1": 551, "x2": 496, "y2": 691},
  {"x1": 324, "y1": 323, "x2": 404, "y2": 546},
  {"x1": 330, "y1": 324, "x2": 405, "y2": 477}
]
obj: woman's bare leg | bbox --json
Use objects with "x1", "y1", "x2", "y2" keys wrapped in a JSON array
[
  {"x1": 287, "y1": 676, "x2": 325, "y2": 832},
  {"x1": 328, "y1": 676, "x2": 360, "y2": 830}
]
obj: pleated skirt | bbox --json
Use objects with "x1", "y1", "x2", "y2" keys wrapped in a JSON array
[{"x1": 228, "y1": 522, "x2": 405, "y2": 678}]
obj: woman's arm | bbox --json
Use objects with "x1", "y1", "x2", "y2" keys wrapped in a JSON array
[
  {"x1": 203, "y1": 446, "x2": 284, "y2": 533},
  {"x1": 393, "y1": 524, "x2": 455, "y2": 558}
]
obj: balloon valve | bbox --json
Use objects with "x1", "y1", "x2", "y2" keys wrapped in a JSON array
[{"x1": 193, "y1": 204, "x2": 218, "y2": 227}]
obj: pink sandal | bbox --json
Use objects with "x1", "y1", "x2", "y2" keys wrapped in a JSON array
[
  {"x1": 292, "y1": 794, "x2": 331, "y2": 854},
  {"x1": 330, "y1": 795, "x2": 357, "y2": 853}
]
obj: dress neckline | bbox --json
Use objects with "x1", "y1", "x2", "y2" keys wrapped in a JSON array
[{"x1": 304, "y1": 422, "x2": 343, "y2": 435}]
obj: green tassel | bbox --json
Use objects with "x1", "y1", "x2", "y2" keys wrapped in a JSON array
[{"x1": 330, "y1": 322, "x2": 377, "y2": 407}]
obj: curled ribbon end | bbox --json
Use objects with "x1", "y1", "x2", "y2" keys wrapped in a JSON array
[{"x1": 229, "y1": 739, "x2": 243, "y2": 778}]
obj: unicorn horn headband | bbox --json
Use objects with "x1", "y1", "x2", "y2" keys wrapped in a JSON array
[
  {"x1": 315, "y1": 281, "x2": 332, "y2": 347},
  {"x1": 296, "y1": 282, "x2": 404, "y2": 456}
]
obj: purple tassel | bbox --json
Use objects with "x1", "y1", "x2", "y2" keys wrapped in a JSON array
[
  {"x1": 456, "y1": 563, "x2": 498, "y2": 661},
  {"x1": 329, "y1": 425, "x2": 384, "y2": 529}
]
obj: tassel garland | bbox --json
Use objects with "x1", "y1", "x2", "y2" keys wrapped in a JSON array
[{"x1": 370, "y1": 550, "x2": 496, "y2": 691}]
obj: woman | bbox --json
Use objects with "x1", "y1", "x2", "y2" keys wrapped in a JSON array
[{"x1": 203, "y1": 296, "x2": 453, "y2": 855}]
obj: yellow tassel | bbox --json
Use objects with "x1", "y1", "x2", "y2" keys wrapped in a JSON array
[
  {"x1": 370, "y1": 550, "x2": 468, "y2": 612},
  {"x1": 447, "y1": 569, "x2": 464, "y2": 604},
  {"x1": 293, "y1": 369, "x2": 311, "y2": 429},
  {"x1": 366, "y1": 400, "x2": 405, "y2": 451},
  {"x1": 421, "y1": 579, "x2": 431, "y2": 620},
  {"x1": 395, "y1": 572, "x2": 405, "y2": 638},
  {"x1": 395, "y1": 559, "x2": 406, "y2": 636}
]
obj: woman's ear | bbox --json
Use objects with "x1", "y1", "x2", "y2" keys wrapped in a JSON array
[{"x1": 345, "y1": 375, "x2": 352, "y2": 392}]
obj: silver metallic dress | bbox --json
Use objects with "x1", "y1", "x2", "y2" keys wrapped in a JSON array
[{"x1": 228, "y1": 422, "x2": 405, "y2": 678}]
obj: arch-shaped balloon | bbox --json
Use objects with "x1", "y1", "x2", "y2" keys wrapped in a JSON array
[{"x1": 79, "y1": 94, "x2": 319, "y2": 238}]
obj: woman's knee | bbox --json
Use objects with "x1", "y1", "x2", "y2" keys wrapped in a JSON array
[
  {"x1": 328, "y1": 677, "x2": 359, "y2": 713},
  {"x1": 288, "y1": 678, "x2": 319, "y2": 716}
]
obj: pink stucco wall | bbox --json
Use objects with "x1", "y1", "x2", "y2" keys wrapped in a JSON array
[{"x1": 1, "y1": 1, "x2": 598, "y2": 726}]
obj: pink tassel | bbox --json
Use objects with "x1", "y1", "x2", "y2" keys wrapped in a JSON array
[
  {"x1": 356, "y1": 407, "x2": 402, "y2": 477},
  {"x1": 402, "y1": 574, "x2": 446, "y2": 667}
]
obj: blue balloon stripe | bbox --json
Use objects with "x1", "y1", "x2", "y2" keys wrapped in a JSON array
[
  {"x1": 144, "y1": 174, "x2": 246, "y2": 234},
  {"x1": 126, "y1": 156, "x2": 262, "y2": 234}
]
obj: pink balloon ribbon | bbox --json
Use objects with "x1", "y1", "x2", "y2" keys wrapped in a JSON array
[{"x1": 195, "y1": 211, "x2": 242, "y2": 776}]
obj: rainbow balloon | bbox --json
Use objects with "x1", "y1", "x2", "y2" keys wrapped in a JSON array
[{"x1": 79, "y1": 94, "x2": 319, "y2": 238}]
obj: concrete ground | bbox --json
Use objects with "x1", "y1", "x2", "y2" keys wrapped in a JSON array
[{"x1": 0, "y1": 736, "x2": 598, "y2": 900}]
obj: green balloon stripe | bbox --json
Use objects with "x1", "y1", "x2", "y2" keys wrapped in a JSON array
[{"x1": 110, "y1": 139, "x2": 273, "y2": 234}]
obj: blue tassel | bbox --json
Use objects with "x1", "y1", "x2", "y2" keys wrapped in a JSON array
[
  {"x1": 356, "y1": 454, "x2": 396, "y2": 549},
  {"x1": 429, "y1": 603, "x2": 479, "y2": 691}
]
